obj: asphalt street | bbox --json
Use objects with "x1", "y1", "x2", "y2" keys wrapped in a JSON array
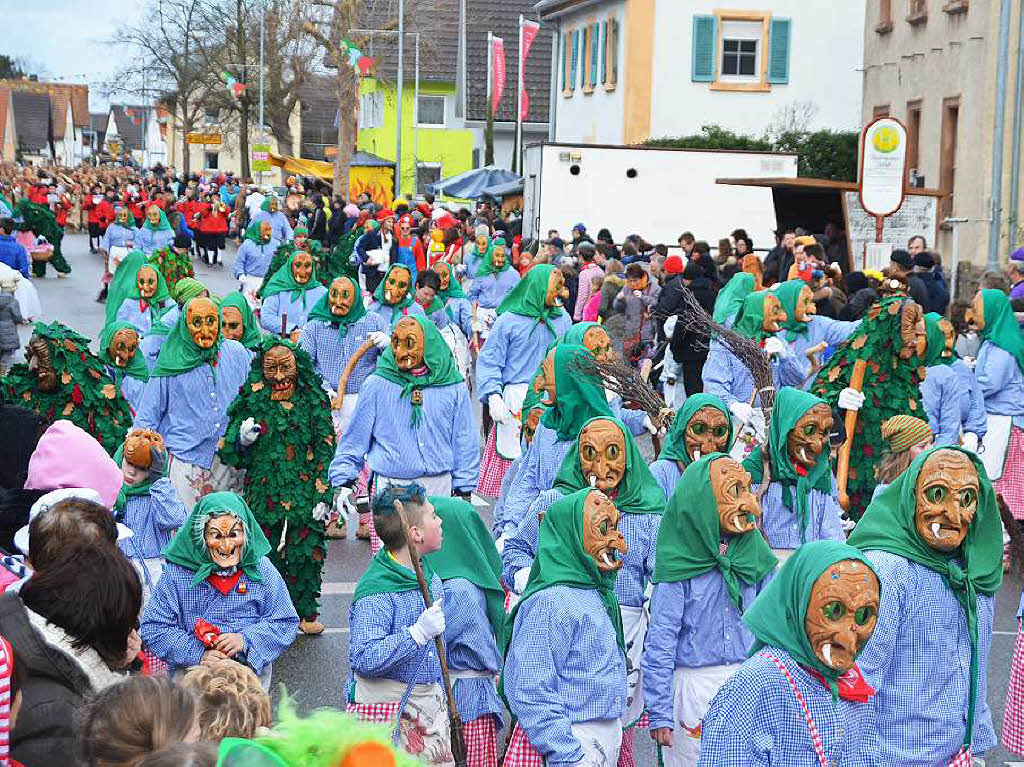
[{"x1": 20, "y1": 232, "x2": 1024, "y2": 765}]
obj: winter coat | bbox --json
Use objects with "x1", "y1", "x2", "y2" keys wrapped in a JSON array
[
  {"x1": 0, "y1": 294, "x2": 22, "y2": 353},
  {"x1": 841, "y1": 287, "x2": 879, "y2": 321},
  {"x1": 599, "y1": 273, "x2": 625, "y2": 320},
  {"x1": 665, "y1": 277, "x2": 717, "y2": 361},
  {"x1": 918, "y1": 269, "x2": 950, "y2": 315}
]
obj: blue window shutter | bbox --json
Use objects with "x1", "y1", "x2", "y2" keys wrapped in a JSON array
[
  {"x1": 600, "y1": 21, "x2": 607, "y2": 84},
  {"x1": 561, "y1": 32, "x2": 568, "y2": 90},
  {"x1": 767, "y1": 18, "x2": 792, "y2": 84},
  {"x1": 692, "y1": 15, "x2": 716, "y2": 82},
  {"x1": 578, "y1": 29, "x2": 585, "y2": 88},
  {"x1": 570, "y1": 29, "x2": 579, "y2": 90},
  {"x1": 590, "y1": 23, "x2": 599, "y2": 85}
]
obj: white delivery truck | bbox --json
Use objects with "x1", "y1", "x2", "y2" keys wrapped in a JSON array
[{"x1": 522, "y1": 142, "x2": 798, "y2": 250}]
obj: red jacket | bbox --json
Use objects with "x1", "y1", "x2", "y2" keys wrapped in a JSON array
[
  {"x1": 83, "y1": 196, "x2": 116, "y2": 228},
  {"x1": 54, "y1": 196, "x2": 73, "y2": 227},
  {"x1": 197, "y1": 203, "x2": 229, "y2": 234},
  {"x1": 27, "y1": 186, "x2": 49, "y2": 206},
  {"x1": 130, "y1": 195, "x2": 149, "y2": 221}
]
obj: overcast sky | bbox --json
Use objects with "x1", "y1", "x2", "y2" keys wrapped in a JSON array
[{"x1": 0, "y1": 0, "x2": 142, "y2": 113}]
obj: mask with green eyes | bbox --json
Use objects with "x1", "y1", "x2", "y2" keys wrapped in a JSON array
[
  {"x1": 804, "y1": 559, "x2": 880, "y2": 672},
  {"x1": 578, "y1": 419, "x2": 626, "y2": 492},
  {"x1": 685, "y1": 406, "x2": 732, "y2": 463},
  {"x1": 787, "y1": 403, "x2": 833, "y2": 472},
  {"x1": 915, "y1": 449, "x2": 978, "y2": 552},
  {"x1": 329, "y1": 276, "x2": 356, "y2": 316}
]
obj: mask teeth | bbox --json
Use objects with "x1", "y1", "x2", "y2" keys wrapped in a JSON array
[
  {"x1": 799, "y1": 447, "x2": 809, "y2": 463},
  {"x1": 115, "y1": 356, "x2": 124, "y2": 367},
  {"x1": 693, "y1": 449, "x2": 701, "y2": 461},
  {"x1": 822, "y1": 642, "x2": 834, "y2": 668},
  {"x1": 589, "y1": 475, "x2": 598, "y2": 488}
]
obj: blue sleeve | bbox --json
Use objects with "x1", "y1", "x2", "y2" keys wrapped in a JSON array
[
  {"x1": 976, "y1": 346, "x2": 1012, "y2": 399},
  {"x1": 966, "y1": 373, "x2": 988, "y2": 438},
  {"x1": 140, "y1": 571, "x2": 205, "y2": 670},
  {"x1": 115, "y1": 299, "x2": 133, "y2": 325},
  {"x1": 772, "y1": 347, "x2": 806, "y2": 388},
  {"x1": 450, "y1": 384, "x2": 481, "y2": 493},
  {"x1": 616, "y1": 402, "x2": 648, "y2": 436},
  {"x1": 234, "y1": 242, "x2": 250, "y2": 278},
  {"x1": 259, "y1": 294, "x2": 284, "y2": 333},
  {"x1": 649, "y1": 460, "x2": 678, "y2": 500},
  {"x1": 817, "y1": 316, "x2": 861, "y2": 346},
  {"x1": 855, "y1": 554, "x2": 907, "y2": 689},
  {"x1": 238, "y1": 563, "x2": 300, "y2": 675},
  {"x1": 696, "y1": 667, "x2": 774, "y2": 767},
  {"x1": 702, "y1": 345, "x2": 739, "y2": 406},
  {"x1": 642, "y1": 582, "x2": 686, "y2": 730},
  {"x1": 280, "y1": 217, "x2": 293, "y2": 242},
  {"x1": 922, "y1": 371, "x2": 960, "y2": 446},
  {"x1": 298, "y1": 325, "x2": 318, "y2": 371},
  {"x1": 18, "y1": 248, "x2": 30, "y2": 277},
  {"x1": 816, "y1": 491, "x2": 847, "y2": 542},
  {"x1": 349, "y1": 595, "x2": 425, "y2": 676},
  {"x1": 457, "y1": 301, "x2": 474, "y2": 341},
  {"x1": 329, "y1": 381, "x2": 377, "y2": 485},
  {"x1": 101, "y1": 227, "x2": 113, "y2": 251},
  {"x1": 467, "y1": 279, "x2": 483, "y2": 303},
  {"x1": 502, "y1": 510, "x2": 540, "y2": 590},
  {"x1": 500, "y1": 441, "x2": 544, "y2": 538},
  {"x1": 134, "y1": 375, "x2": 169, "y2": 430},
  {"x1": 475, "y1": 317, "x2": 510, "y2": 401},
  {"x1": 149, "y1": 480, "x2": 188, "y2": 531}
]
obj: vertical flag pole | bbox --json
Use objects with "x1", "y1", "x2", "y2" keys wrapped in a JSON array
[{"x1": 516, "y1": 14, "x2": 525, "y2": 173}]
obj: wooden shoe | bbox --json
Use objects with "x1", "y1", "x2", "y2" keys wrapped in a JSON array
[
  {"x1": 299, "y1": 619, "x2": 325, "y2": 635},
  {"x1": 356, "y1": 521, "x2": 370, "y2": 540}
]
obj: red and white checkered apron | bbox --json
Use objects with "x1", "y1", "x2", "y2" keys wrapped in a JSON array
[
  {"x1": 616, "y1": 727, "x2": 635, "y2": 767},
  {"x1": 1003, "y1": 619, "x2": 1024, "y2": 754},
  {"x1": 141, "y1": 650, "x2": 168, "y2": 676},
  {"x1": 993, "y1": 426, "x2": 1024, "y2": 520},
  {"x1": 501, "y1": 723, "x2": 543, "y2": 767},
  {"x1": 462, "y1": 714, "x2": 498, "y2": 767},
  {"x1": 346, "y1": 700, "x2": 401, "y2": 726},
  {"x1": 476, "y1": 427, "x2": 512, "y2": 498},
  {"x1": 760, "y1": 651, "x2": 829, "y2": 767}
]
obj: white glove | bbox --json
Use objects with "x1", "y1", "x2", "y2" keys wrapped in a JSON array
[
  {"x1": 334, "y1": 486, "x2": 356, "y2": 517},
  {"x1": 488, "y1": 393, "x2": 513, "y2": 424},
  {"x1": 642, "y1": 414, "x2": 665, "y2": 436},
  {"x1": 729, "y1": 401, "x2": 755, "y2": 425},
  {"x1": 513, "y1": 566, "x2": 531, "y2": 594},
  {"x1": 838, "y1": 387, "x2": 865, "y2": 411},
  {"x1": 239, "y1": 417, "x2": 261, "y2": 446},
  {"x1": 368, "y1": 331, "x2": 390, "y2": 350},
  {"x1": 311, "y1": 502, "x2": 331, "y2": 523},
  {"x1": 962, "y1": 432, "x2": 980, "y2": 453},
  {"x1": 763, "y1": 336, "x2": 786, "y2": 358},
  {"x1": 409, "y1": 600, "x2": 445, "y2": 646},
  {"x1": 605, "y1": 387, "x2": 617, "y2": 403},
  {"x1": 495, "y1": 532, "x2": 508, "y2": 553}
]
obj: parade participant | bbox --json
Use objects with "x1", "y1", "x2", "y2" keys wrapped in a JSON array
[
  {"x1": 218, "y1": 338, "x2": 335, "y2": 635},
  {"x1": 104, "y1": 249, "x2": 146, "y2": 326},
  {"x1": 251, "y1": 196, "x2": 293, "y2": 243},
  {"x1": 135, "y1": 205, "x2": 176, "y2": 254},
  {"x1": 773, "y1": 279, "x2": 861, "y2": 383},
  {"x1": 742, "y1": 387, "x2": 845, "y2": 556},
  {"x1": 346, "y1": 484, "x2": 455, "y2": 765},
  {"x1": 476, "y1": 265, "x2": 572, "y2": 500},
  {"x1": 84, "y1": 185, "x2": 114, "y2": 253},
  {"x1": 929, "y1": 312, "x2": 987, "y2": 450},
  {"x1": 851, "y1": 447, "x2": 1001, "y2": 764},
  {"x1": 100, "y1": 207, "x2": 137, "y2": 263},
  {"x1": 712, "y1": 272, "x2": 755, "y2": 326},
  {"x1": 149, "y1": 234, "x2": 197, "y2": 294},
  {"x1": 329, "y1": 315, "x2": 479, "y2": 550},
  {"x1": 258, "y1": 252, "x2": 328, "y2": 336},
  {"x1": 813, "y1": 293, "x2": 928, "y2": 517},
  {"x1": 141, "y1": 492, "x2": 299, "y2": 687},
  {"x1": 256, "y1": 226, "x2": 324, "y2": 300},
  {"x1": 465, "y1": 224, "x2": 491, "y2": 279},
  {"x1": 467, "y1": 238, "x2": 521, "y2": 338},
  {"x1": 414, "y1": 271, "x2": 454, "y2": 332},
  {"x1": 873, "y1": 415, "x2": 934, "y2": 500},
  {"x1": 430, "y1": 261, "x2": 474, "y2": 376},
  {"x1": 396, "y1": 213, "x2": 426, "y2": 274},
  {"x1": 920, "y1": 313, "x2": 963, "y2": 446},
  {"x1": 99, "y1": 321, "x2": 149, "y2": 413},
  {"x1": 3, "y1": 321, "x2": 132, "y2": 455},
  {"x1": 235, "y1": 221, "x2": 281, "y2": 303},
  {"x1": 644, "y1": 454, "x2": 777, "y2": 765},
  {"x1": 15, "y1": 196, "x2": 71, "y2": 278},
  {"x1": 114, "y1": 263, "x2": 179, "y2": 336},
  {"x1": 969, "y1": 288, "x2": 1024, "y2": 519},
  {"x1": 171, "y1": 276, "x2": 209, "y2": 309},
  {"x1": 368, "y1": 264, "x2": 423, "y2": 327},
  {"x1": 697, "y1": 540, "x2": 881, "y2": 766},
  {"x1": 195, "y1": 195, "x2": 230, "y2": 265},
  {"x1": 219, "y1": 290, "x2": 263, "y2": 354},
  {"x1": 502, "y1": 488, "x2": 628, "y2": 766},
  {"x1": 113, "y1": 428, "x2": 187, "y2": 597},
  {"x1": 134, "y1": 297, "x2": 251, "y2": 509},
  {"x1": 427, "y1": 497, "x2": 506, "y2": 767},
  {"x1": 649, "y1": 394, "x2": 733, "y2": 498}
]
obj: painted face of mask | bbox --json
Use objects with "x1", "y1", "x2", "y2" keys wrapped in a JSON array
[
  {"x1": 710, "y1": 456, "x2": 761, "y2": 534},
  {"x1": 263, "y1": 344, "x2": 298, "y2": 401},
  {"x1": 937, "y1": 318, "x2": 955, "y2": 358},
  {"x1": 476, "y1": 234, "x2": 489, "y2": 251},
  {"x1": 186, "y1": 297, "x2": 220, "y2": 349},
  {"x1": 523, "y1": 406, "x2": 545, "y2": 447},
  {"x1": 627, "y1": 274, "x2": 649, "y2": 292},
  {"x1": 899, "y1": 301, "x2": 925, "y2": 359},
  {"x1": 259, "y1": 221, "x2": 272, "y2": 243},
  {"x1": 491, "y1": 246, "x2": 508, "y2": 271},
  {"x1": 788, "y1": 403, "x2": 833, "y2": 472},
  {"x1": 684, "y1": 406, "x2": 731, "y2": 463},
  {"x1": 538, "y1": 349, "x2": 557, "y2": 405},
  {"x1": 391, "y1": 317, "x2": 425, "y2": 372},
  {"x1": 268, "y1": 197, "x2": 279, "y2": 213},
  {"x1": 578, "y1": 419, "x2": 627, "y2": 492},
  {"x1": 204, "y1": 515, "x2": 247, "y2": 569},
  {"x1": 109, "y1": 327, "x2": 139, "y2": 368},
  {"x1": 26, "y1": 334, "x2": 57, "y2": 393},
  {"x1": 805, "y1": 559, "x2": 880, "y2": 672},
  {"x1": 794, "y1": 286, "x2": 817, "y2": 322},
  {"x1": 117, "y1": 208, "x2": 132, "y2": 227},
  {"x1": 915, "y1": 449, "x2": 978, "y2": 552},
  {"x1": 742, "y1": 254, "x2": 763, "y2": 290},
  {"x1": 220, "y1": 306, "x2": 245, "y2": 341},
  {"x1": 147, "y1": 207, "x2": 161, "y2": 226},
  {"x1": 580, "y1": 490, "x2": 628, "y2": 572},
  {"x1": 545, "y1": 270, "x2": 569, "y2": 307},
  {"x1": 581, "y1": 326, "x2": 616, "y2": 363},
  {"x1": 122, "y1": 428, "x2": 164, "y2": 485},
  {"x1": 329, "y1": 276, "x2": 356, "y2": 316},
  {"x1": 136, "y1": 266, "x2": 159, "y2": 299},
  {"x1": 291, "y1": 253, "x2": 314, "y2": 285},
  {"x1": 763, "y1": 293, "x2": 787, "y2": 332},
  {"x1": 432, "y1": 262, "x2": 451, "y2": 291},
  {"x1": 966, "y1": 291, "x2": 985, "y2": 332},
  {"x1": 384, "y1": 267, "x2": 411, "y2": 305},
  {"x1": 294, "y1": 233, "x2": 308, "y2": 250}
]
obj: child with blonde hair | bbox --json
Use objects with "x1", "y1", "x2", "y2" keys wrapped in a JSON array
[{"x1": 180, "y1": 658, "x2": 271, "y2": 740}]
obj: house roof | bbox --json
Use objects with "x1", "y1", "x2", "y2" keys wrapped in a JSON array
[
  {"x1": 0, "y1": 81, "x2": 89, "y2": 129},
  {"x1": 48, "y1": 88, "x2": 70, "y2": 140},
  {"x1": 109, "y1": 105, "x2": 148, "y2": 149},
  {"x1": 10, "y1": 90, "x2": 51, "y2": 153},
  {"x1": 466, "y1": 0, "x2": 551, "y2": 123},
  {"x1": 298, "y1": 76, "x2": 339, "y2": 161},
  {"x1": 352, "y1": 0, "x2": 459, "y2": 83}
]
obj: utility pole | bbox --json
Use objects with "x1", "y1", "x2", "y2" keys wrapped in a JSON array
[
  {"x1": 259, "y1": 1, "x2": 266, "y2": 186},
  {"x1": 396, "y1": 0, "x2": 405, "y2": 198}
]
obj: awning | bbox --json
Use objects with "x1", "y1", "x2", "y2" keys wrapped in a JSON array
[
  {"x1": 268, "y1": 151, "x2": 395, "y2": 181},
  {"x1": 425, "y1": 166, "x2": 523, "y2": 198}
]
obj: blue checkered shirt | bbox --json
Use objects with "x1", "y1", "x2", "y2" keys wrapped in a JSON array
[
  {"x1": 497, "y1": 423, "x2": 572, "y2": 538},
  {"x1": 476, "y1": 311, "x2": 571, "y2": 401},
  {"x1": 259, "y1": 286, "x2": 327, "y2": 334},
  {"x1": 951, "y1": 359, "x2": 988, "y2": 438},
  {"x1": 299, "y1": 314, "x2": 389, "y2": 393},
  {"x1": 755, "y1": 482, "x2": 846, "y2": 550},
  {"x1": 702, "y1": 338, "x2": 806, "y2": 406},
  {"x1": 466, "y1": 269, "x2": 521, "y2": 309},
  {"x1": 106, "y1": 365, "x2": 147, "y2": 413},
  {"x1": 649, "y1": 458, "x2": 683, "y2": 500},
  {"x1": 441, "y1": 577, "x2": 504, "y2": 726},
  {"x1": 922, "y1": 363, "x2": 963, "y2": 446},
  {"x1": 116, "y1": 298, "x2": 179, "y2": 337},
  {"x1": 117, "y1": 477, "x2": 188, "y2": 560}
]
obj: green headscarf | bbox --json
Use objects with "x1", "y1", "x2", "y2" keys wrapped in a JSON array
[
  {"x1": 260, "y1": 197, "x2": 281, "y2": 213},
  {"x1": 654, "y1": 454, "x2": 777, "y2": 611},
  {"x1": 353, "y1": 550, "x2": 439, "y2": 603},
  {"x1": 99, "y1": 321, "x2": 151, "y2": 390},
  {"x1": 923, "y1": 312, "x2": 951, "y2": 368},
  {"x1": 505, "y1": 488, "x2": 624, "y2": 653},
  {"x1": 742, "y1": 387, "x2": 834, "y2": 544},
  {"x1": 425, "y1": 497, "x2": 506, "y2": 643},
  {"x1": 659, "y1": 393, "x2": 732, "y2": 465},
  {"x1": 978, "y1": 288, "x2": 1024, "y2": 377},
  {"x1": 562, "y1": 321, "x2": 601, "y2": 347},
  {"x1": 143, "y1": 206, "x2": 172, "y2": 231},
  {"x1": 260, "y1": 253, "x2": 321, "y2": 309},
  {"x1": 163, "y1": 492, "x2": 272, "y2": 584},
  {"x1": 244, "y1": 221, "x2": 273, "y2": 244},
  {"x1": 713, "y1": 272, "x2": 755, "y2": 324},
  {"x1": 475, "y1": 240, "x2": 511, "y2": 277},
  {"x1": 112, "y1": 440, "x2": 165, "y2": 519},
  {"x1": 776, "y1": 280, "x2": 811, "y2": 341},
  {"x1": 552, "y1": 416, "x2": 665, "y2": 515},
  {"x1": 732, "y1": 291, "x2": 771, "y2": 345},
  {"x1": 172, "y1": 277, "x2": 208, "y2": 307},
  {"x1": 220, "y1": 291, "x2": 263, "y2": 349},
  {"x1": 373, "y1": 315, "x2": 464, "y2": 427},
  {"x1": 306, "y1": 277, "x2": 368, "y2": 341},
  {"x1": 743, "y1": 540, "x2": 879, "y2": 700},
  {"x1": 496, "y1": 264, "x2": 565, "y2": 339},
  {"x1": 372, "y1": 264, "x2": 415, "y2": 323},
  {"x1": 848, "y1": 446, "x2": 1003, "y2": 747},
  {"x1": 540, "y1": 344, "x2": 613, "y2": 442},
  {"x1": 150, "y1": 297, "x2": 221, "y2": 378},
  {"x1": 105, "y1": 250, "x2": 147, "y2": 326}
]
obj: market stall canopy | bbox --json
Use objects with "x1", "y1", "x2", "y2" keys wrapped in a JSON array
[
  {"x1": 425, "y1": 166, "x2": 523, "y2": 198},
  {"x1": 269, "y1": 150, "x2": 394, "y2": 181}
]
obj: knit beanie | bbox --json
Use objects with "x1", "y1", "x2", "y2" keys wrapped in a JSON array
[
  {"x1": 664, "y1": 255, "x2": 684, "y2": 275},
  {"x1": 880, "y1": 415, "x2": 933, "y2": 454},
  {"x1": 24, "y1": 420, "x2": 123, "y2": 508}
]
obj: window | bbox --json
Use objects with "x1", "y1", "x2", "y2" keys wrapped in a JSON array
[
  {"x1": 358, "y1": 93, "x2": 383, "y2": 130},
  {"x1": 204, "y1": 151, "x2": 219, "y2": 170},
  {"x1": 472, "y1": 148, "x2": 481, "y2": 169},
  {"x1": 877, "y1": 0, "x2": 893, "y2": 32},
  {"x1": 906, "y1": 100, "x2": 921, "y2": 182},
  {"x1": 602, "y1": 17, "x2": 619, "y2": 88},
  {"x1": 908, "y1": 0, "x2": 927, "y2": 23},
  {"x1": 873, "y1": 104, "x2": 890, "y2": 118},
  {"x1": 417, "y1": 95, "x2": 445, "y2": 127},
  {"x1": 721, "y1": 33, "x2": 758, "y2": 78},
  {"x1": 693, "y1": 12, "x2": 789, "y2": 91},
  {"x1": 417, "y1": 163, "x2": 441, "y2": 195},
  {"x1": 939, "y1": 97, "x2": 959, "y2": 220},
  {"x1": 203, "y1": 106, "x2": 219, "y2": 125}
]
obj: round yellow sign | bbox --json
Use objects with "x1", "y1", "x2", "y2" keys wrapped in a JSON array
[{"x1": 872, "y1": 125, "x2": 901, "y2": 154}]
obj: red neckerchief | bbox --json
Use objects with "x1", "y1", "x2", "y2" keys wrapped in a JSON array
[
  {"x1": 793, "y1": 462, "x2": 808, "y2": 477},
  {"x1": 802, "y1": 663, "x2": 875, "y2": 703},
  {"x1": 139, "y1": 299, "x2": 149, "y2": 313},
  {"x1": 410, "y1": 365, "x2": 428, "y2": 377},
  {"x1": 206, "y1": 571, "x2": 243, "y2": 596}
]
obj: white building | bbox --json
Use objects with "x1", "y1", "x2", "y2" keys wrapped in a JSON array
[
  {"x1": 104, "y1": 105, "x2": 167, "y2": 167},
  {"x1": 537, "y1": 0, "x2": 865, "y2": 144}
]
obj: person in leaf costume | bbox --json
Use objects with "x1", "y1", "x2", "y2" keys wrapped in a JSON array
[
  {"x1": 148, "y1": 237, "x2": 196, "y2": 295},
  {"x1": 812, "y1": 293, "x2": 927, "y2": 518},
  {"x1": 14, "y1": 198, "x2": 70, "y2": 278},
  {"x1": 218, "y1": 337, "x2": 335, "y2": 635},
  {"x1": 2, "y1": 321, "x2": 131, "y2": 456}
]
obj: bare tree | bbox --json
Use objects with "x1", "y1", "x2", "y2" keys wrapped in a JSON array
[{"x1": 764, "y1": 99, "x2": 819, "y2": 142}]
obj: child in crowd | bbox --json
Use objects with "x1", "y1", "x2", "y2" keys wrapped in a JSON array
[
  {"x1": 181, "y1": 658, "x2": 272, "y2": 740},
  {"x1": 0, "y1": 264, "x2": 23, "y2": 375},
  {"x1": 872, "y1": 415, "x2": 934, "y2": 500},
  {"x1": 582, "y1": 273, "x2": 604, "y2": 323}
]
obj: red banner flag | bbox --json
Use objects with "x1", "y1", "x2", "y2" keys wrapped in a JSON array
[
  {"x1": 520, "y1": 20, "x2": 540, "y2": 120},
  {"x1": 490, "y1": 35, "x2": 506, "y2": 117}
]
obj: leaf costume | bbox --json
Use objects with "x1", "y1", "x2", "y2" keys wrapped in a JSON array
[
  {"x1": 15, "y1": 198, "x2": 70, "y2": 277},
  {"x1": 1, "y1": 321, "x2": 131, "y2": 455},
  {"x1": 812, "y1": 294, "x2": 924, "y2": 517},
  {"x1": 218, "y1": 337, "x2": 335, "y2": 620},
  {"x1": 147, "y1": 244, "x2": 195, "y2": 294}
]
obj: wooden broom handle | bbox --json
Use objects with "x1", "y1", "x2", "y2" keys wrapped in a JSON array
[
  {"x1": 836, "y1": 359, "x2": 868, "y2": 512},
  {"x1": 332, "y1": 338, "x2": 376, "y2": 411}
]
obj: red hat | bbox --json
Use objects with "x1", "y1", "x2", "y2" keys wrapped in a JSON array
[
  {"x1": 376, "y1": 208, "x2": 395, "y2": 222},
  {"x1": 664, "y1": 255, "x2": 684, "y2": 275},
  {"x1": 399, "y1": 214, "x2": 414, "y2": 227},
  {"x1": 436, "y1": 214, "x2": 458, "y2": 229}
]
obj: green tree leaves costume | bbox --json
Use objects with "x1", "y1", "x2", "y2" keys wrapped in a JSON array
[
  {"x1": 218, "y1": 337, "x2": 335, "y2": 620},
  {"x1": 15, "y1": 199, "x2": 70, "y2": 277}
]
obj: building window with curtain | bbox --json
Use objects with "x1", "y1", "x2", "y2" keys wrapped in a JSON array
[
  {"x1": 416, "y1": 95, "x2": 445, "y2": 127},
  {"x1": 602, "y1": 17, "x2": 619, "y2": 89}
]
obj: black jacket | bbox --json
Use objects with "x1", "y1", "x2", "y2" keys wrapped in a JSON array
[
  {"x1": 763, "y1": 245, "x2": 794, "y2": 285},
  {"x1": 658, "y1": 275, "x2": 717, "y2": 360},
  {"x1": 917, "y1": 269, "x2": 950, "y2": 315},
  {"x1": 308, "y1": 206, "x2": 328, "y2": 243}
]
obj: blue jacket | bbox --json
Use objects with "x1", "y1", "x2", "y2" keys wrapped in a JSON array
[{"x1": 0, "y1": 235, "x2": 30, "y2": 277}]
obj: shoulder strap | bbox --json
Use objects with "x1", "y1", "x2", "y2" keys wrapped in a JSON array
[{"x1": 759, "y1": 651, "x2": 829, "y2": 767}]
